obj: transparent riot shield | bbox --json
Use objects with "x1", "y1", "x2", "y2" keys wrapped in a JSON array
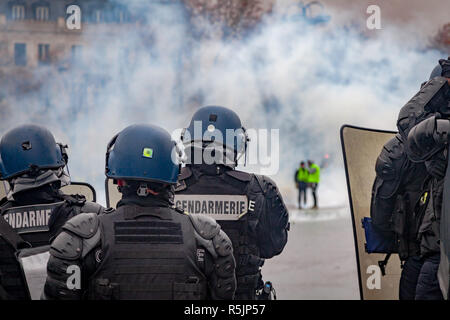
[
  {"x1": 61, "y1": 182, "x2": 97, "y2": 202},
  {"x1": 17, "y1": 245, "x2": 51, "y2": 300},
  {"x1": 0, "y1": 181, "x2": 6, "y2": 200},
  {"x1": 340, "y1": 125, "x2": 402, "y2": 300},
  {"x1": 105, "y1": 178, "x2": 121, "y2": 209}
]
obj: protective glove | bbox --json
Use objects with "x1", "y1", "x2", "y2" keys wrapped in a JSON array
[{"x1": 439, "y1": 56, "x2": 450, "y2": 78}]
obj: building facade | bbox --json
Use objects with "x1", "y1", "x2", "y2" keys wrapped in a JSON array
[{"x1": 0, "y1": 0, "x2": 134, "y2": 69}]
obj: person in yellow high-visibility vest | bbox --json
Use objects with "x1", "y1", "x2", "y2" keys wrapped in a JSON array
[
  {"x1": 295, "y1": 161, "x2": 309, "y2": 209},
  {"x1": 307, "y1": 160, "x2": 320, "y2": 209}
]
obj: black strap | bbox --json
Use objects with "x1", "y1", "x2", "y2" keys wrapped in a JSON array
[
  {"x1": 378, "y1": 253, "x2": 391, "y2": 276},
  {"x1": 0, "y1": 214, "x2": 29, "y2": 250}
]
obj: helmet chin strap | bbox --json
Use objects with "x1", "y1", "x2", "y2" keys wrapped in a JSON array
[
  {"x1": 117, "y1": 180, "x2": 161, "y2": 197},
  {"x1": 137, "y1": 183, "x2": 159, "y2": 197}
]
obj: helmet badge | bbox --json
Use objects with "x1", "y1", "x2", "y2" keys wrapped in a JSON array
[
  {"x1": 142, "y1": 148, "x2": 153, "y2": 159},
  {"x1": 21, "y1": 141, "x2": 32, "y2": 151}
]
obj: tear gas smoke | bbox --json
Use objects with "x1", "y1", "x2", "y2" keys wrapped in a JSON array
[{"x1": 0, "y1": 1, "x2": 445, "y2": 208}]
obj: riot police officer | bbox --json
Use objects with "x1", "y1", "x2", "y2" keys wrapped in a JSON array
[
  {"x1": 371, "y1": 133, "x2": 429, "y2": 299},
  {"x1": 383, "y1": 57, "x2": 450, "y2": 300},
  {"x1": 43, "y1": 123, "x2": 236, "y2": 300},
  {"x1": 174, "y1": 106, "x2": 290, "y2": 300},
  {"x1": 0, "y1": 124, "x2": 104, "y2": 300}
]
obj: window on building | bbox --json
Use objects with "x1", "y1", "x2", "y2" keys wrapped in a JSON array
[
  {"x1": 93, "y1": 9, "x2": 102, "y2": 23},
  {"x1": 38, "y1": 44, "x2": 50, "y2": 64},
  {"x1": 71, "y1": 45, "x2": 82, "y2": 63},
  {"x1": 14, "y1": 43, "x2": 27, "y2": 66},
  {"x1": 117, "y1": 11, "x2": 123, "y2": 23},
  {"x1": 0, "y1": 42, "x2": 9, "y2": 65},
  {"x1": 35, "y1": 6, "x2": 49, "y2": 21},
  {"x1": 11, "y1": 5, "x2": 25, "y2": 20},
  {"x1": 115, "y1": 9, "x2": 128, "y2": 23}
]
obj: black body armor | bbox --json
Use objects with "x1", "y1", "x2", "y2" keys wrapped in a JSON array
[
  {"x1": 174, "y1": 165, "x2": 289, "y2": 300},
  {"x1": 43, "y1": 197, "x2": 236, "y2": 300},
  {"x1": 371, "y1": 135, "x2": 429, "y2": 260},
  {"x1": 0, "y1": 187, "x2": 103, "y2": 300}
]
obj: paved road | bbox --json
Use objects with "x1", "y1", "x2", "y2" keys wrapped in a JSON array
[{"x1": 262, "y1": 208, "x2": 360, "y2": 299}]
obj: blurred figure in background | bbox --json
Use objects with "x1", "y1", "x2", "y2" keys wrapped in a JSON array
[
  {"x1": 294, "y1": 161, "x2": 309, "y2": 209},
  {"x1": 307, "y1": 160, "x2": 320, "y2": 209}
]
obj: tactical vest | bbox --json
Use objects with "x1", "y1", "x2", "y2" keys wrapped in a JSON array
[
  {"x1": 371, "y1": 136, "x2": 430, "y2": 260},
  {"x1": 296, "y1": 168, "x2": 309, "y2": 183},
  {"x1": 0, "y1": 195, "x2": 86, "y2": 300},
  {"x1": 418, "y1": 178, "x2": 443, "y2": 257},
  {"x1": 398, "y1": 161, "x2": 430, "y2": 259},
  {"x1": 88, "y1": 205, "x2": 208, "y2": 300},
  {"x1": 174, "y1": 166, "x2": 266, "y2": 300},
  {"x1": 307, "y1": 164, "x2": 320, "y2": 183}
]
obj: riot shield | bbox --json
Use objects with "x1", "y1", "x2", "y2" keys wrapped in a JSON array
[
  {"x1": 0, "y1": 181, "x2": 6, "y2": 200},
  {"x1": 340, "y1": 125, "x2": 402, "y2": 300},
  {"x1": 439, "y1": 153, "x2": 450, "y2": 299},
  {"x1": 61, "y1": 182, "x2": 97, "y2": 202},
  {"x1": 17, "y1": 245, "x2": 50, "y2": 300},
  {"x1": 106, "y1": 178, "x2": 121, "y2": 208}
]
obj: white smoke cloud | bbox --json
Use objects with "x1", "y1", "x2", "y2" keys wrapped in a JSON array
[{"x1": 0, "y1": 2, "x2": 445, "y2": 208}]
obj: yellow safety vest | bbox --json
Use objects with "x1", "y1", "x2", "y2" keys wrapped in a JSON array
[
  {"x1": 307, "y1": 163, "x2": 320, "y2": 183},
  {"x1": 296, "y1": 167, "x2": 309, "y2": 182}
]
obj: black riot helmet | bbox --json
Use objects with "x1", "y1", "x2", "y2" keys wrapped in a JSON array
[
  {"x1": 106, "y1": 124, "x2": 181, "y2": 185},
  {"x1": 0, "y1": 124, "x2": 70, "y2": 196},
  {"x1": 0, "y1": 124, "x2": 66, "y2": 180},
  {"x1": 181, "y1": 106, "x2": 249, "y2": 167}
]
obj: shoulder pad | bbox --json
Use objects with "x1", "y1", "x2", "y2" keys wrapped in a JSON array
[
  {"x1": 377, "y1": 135, "x2": 405, "y2": 168},
  {"x1": 189, "y1": 214, "x2": 220, "y2": 240},
  {"x1": 50, "y1": 230, "x2": 83, "y2": 260},
  {"x1": 81, "y1": 201, "x2": 105, "y2": 215},
  {"x1": 212, "y1": 230, "x2": 233, "y2": 257},
  {"x1": 397, "y1": 77, "x2": 449, "y2": 139},
  {"x1": 179, "y1": 167, "x2": 192, "y2": 181},
  {"x1": 252, "y1": 174, "x2": 277, "y2": 194},
  {"x1": 374, "y1": 135, "x2": 407, "y2": 199},
  {"x1": 406, "y1": 116, "x2": 449, "y2": 162},
  {"x1": 62, "y1": 212, "x2": 99, "y2": 239},
  {"x1": 258, "y1": 174, "x2": 276, "y2": 186},
  {"x1": 226, "y1": 170, "x2": 252, "y2": 182}
]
